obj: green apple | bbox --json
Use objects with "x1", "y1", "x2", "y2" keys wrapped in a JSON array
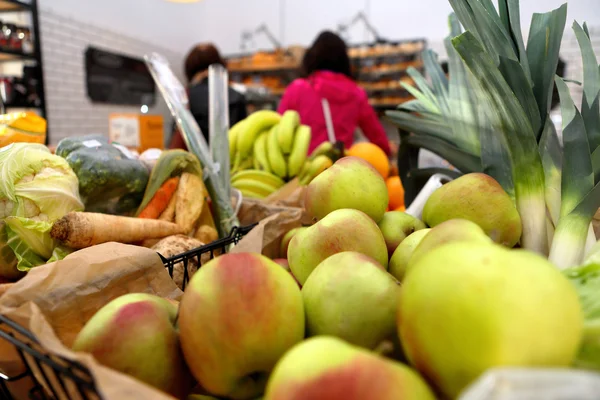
[
  {"x1": 179, "y1": 253, "x2": 304, "y2": 399},
  {"x1": 280, "y1": 227, "x2": 307, "y2": 258},
  {"x1": 273, "y1": 258, "x2": 301, "y2": 287},
  {"x1": 72, "y1": 293, "x2": 192, "y2": 398},
  {"x1": 422, "y1": 173, "x2": 522, "y2": 247},
  {"x1": 377, "y1": 211, "x2": 427, "y2": 256},
  {"x1": 302, "y1": 252, "x2": 401, "y2": 349},
  {"x1": 389, "y1": 229, "x2": 431, "y2": 282},
  {"x1": 399, "y1": 242, "x2": 584, "y2": 398},
  {"x1": 406, "y1": 219, "x2": 491, "y2": 276},
  {"x1": 304, "y1": 156, "x2": 388, "y2": 222},
  {"x1": 288, "y1": 208, "x2": 388, "y2": 285},
  {"x1": 264, "y1": 336, "x2": 435, "y2": 400}
]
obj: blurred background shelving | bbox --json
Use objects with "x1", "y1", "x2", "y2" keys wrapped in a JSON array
[
  {"x1": 224, "y1": 37, "x2": 426, "y2": 112},
  {"x1": 0, "y1": 0, "x2": 47, "y2": 139}
]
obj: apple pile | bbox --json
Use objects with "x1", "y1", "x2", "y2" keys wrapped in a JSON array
[{"x1": 71, "y1": 157, "x2": 585, "y2": 400}]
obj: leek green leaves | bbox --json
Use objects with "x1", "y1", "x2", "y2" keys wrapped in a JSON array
[{"x1": 387, "y1": 0, "x2": 600, "y2": 267}]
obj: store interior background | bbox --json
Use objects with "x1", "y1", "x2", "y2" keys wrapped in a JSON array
[{"x1": 5, "y1": 0, "x2": 600, "y2": 154}]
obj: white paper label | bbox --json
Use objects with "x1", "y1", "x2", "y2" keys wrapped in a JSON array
[
  {"x1": 109, "y1": 117, "x2": 140, "y2": 148},
  {"x1": 82, "y1": 139, "x2": 102, "y2": 148},
  {"x1": 112, "y1": 144, "x2": 137, "y2": 160}
]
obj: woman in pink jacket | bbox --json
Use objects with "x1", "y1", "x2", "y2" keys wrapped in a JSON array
[{"x1": 278, "y1": 31, "x2": 391, "y2": 155}]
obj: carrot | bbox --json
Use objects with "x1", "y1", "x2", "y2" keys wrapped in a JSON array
[
  {"x1": 138, "y1": 177, "x2": 180, "y2": 219},
  {"x1": 51, "y1": 212, "x2": 186, "y2": 249}
]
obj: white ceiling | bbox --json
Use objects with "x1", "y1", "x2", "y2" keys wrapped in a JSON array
[{"x1": 39, "y1": 0, "x2": 600, "y2": 57}]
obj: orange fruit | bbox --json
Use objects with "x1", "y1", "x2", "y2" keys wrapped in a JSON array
[
  {"x1": 394, "y1": 205, "x2": 406, "y2": 212},
  {"x1": 386, "y1": 176, "x2": 405, "y2": 210},
  {"x1": 346, "y1": 142, "x2": 390, "y2": 178}
]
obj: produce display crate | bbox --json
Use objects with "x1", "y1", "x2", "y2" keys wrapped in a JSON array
[{"x1": 0, "y1": 223, "x2": 257, "y2": 400}]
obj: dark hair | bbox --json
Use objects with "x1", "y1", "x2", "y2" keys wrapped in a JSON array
[
  {"x1": 184, "y1": 43, "x2": 226, "y2": 83},
  {"x1": 302, "y1": 31, "x2": 352, "y2": 79}
]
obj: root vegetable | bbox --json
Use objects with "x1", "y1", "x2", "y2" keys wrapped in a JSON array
[
  {"x1": 194, "y1": 225, "x2": 218, "y2": 244},
  {"x1": 176, "y1": 173, "x2": 205, "y2": 233},
  {"x1": 152, "y1": 235, "x2": 207, "y2": 290},
  {"x1": 51, "y1": 212, "x2": 186, "y2": 249},
  {"x1": 159, "y1": 189, "x2": 178, "y2": 222},
  {"x1": 138, "y1": 177, "x2": 180, "y2": 219}
]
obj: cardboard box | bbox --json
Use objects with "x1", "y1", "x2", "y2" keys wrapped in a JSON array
[{"x1": 109, "y1": 113, "x2": 164, "y2": 152}]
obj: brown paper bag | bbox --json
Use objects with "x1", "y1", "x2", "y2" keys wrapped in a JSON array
[
  {"x1": 233, "y1": 200, "x2": 305, "y2": 258},
  {"x1": 0, "y1": 242, "x2": 184, "y2": 400},
  {"x1": 263, "y1": 178, "x2": 306, "y2": 208}
]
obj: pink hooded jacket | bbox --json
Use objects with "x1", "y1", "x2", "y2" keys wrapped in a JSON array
[{"x1": 277, "y1": 71, "x2": 391, "y2": 155}]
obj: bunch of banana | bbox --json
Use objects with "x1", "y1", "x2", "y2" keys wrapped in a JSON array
[
  {"x1": 231, "y1": 169, "x2": 286, "y2": 199},
  {"x1": 229, "y1": 110, "x2": 313, "y2": 184},
  {"x1": 297, "y1": 141, "x2": 345, "y2": 185},
  {"x1": 229, "y1": 110, "x2": 281, "y2": 174}
]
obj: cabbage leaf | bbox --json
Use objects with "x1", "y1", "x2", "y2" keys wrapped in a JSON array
[{"x1": 0, "y1": 143, "x2": 83, "y2": 271}]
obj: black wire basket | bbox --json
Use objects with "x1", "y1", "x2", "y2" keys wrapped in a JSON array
[{"x1": 0, "y1": 223, "x2": 256, "y2": 400}]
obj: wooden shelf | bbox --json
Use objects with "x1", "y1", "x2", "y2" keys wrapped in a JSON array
[
  {"x1": 370, "y1": 97, "x2": 412, "y2": 110},
  {"x1": 0, "y1": 0, "x2": 31, "y2": 12},
  {"x1": 270, "y1": 88, "x2": 285, "y2": 96},
  {"x1": 228, "y1": 63, "x2": 299, "y2": 74},
  {"x1": 360, "y1": 83, "x2": 411, "y2": 94},
  {"x1": 0, "y1": 48, "x2": 36, "y2": 62},
  {"x1": 350, "y1": 49, "x2": 422, "y2": 61},
  {"x1": 357, "y1": 60, "x2": 424, "y2": 79},
  {"x1": 5, "y1": 103, "x2": 40, "y2": 109}
]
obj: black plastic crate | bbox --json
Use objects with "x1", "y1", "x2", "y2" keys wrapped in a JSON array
[{"x1": 0, "y1": 223, "x2": 256, "y2": 400}]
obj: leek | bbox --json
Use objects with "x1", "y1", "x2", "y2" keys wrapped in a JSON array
[
  {"x1": 452, "y1": 31, "x2": 547, "y2": 255},
  {"x1": 548, "y1": 22, "x2": 600, "y2": 268},
  {"x1": 388, "y1": 0, "x2": 600, "y2": 264}
]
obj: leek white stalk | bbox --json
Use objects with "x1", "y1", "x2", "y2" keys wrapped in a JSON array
[
  {"x1": 515, "y1": 180, "x2": 549, "y2": 255},
  {"x1": 546, "y1": 209, "x2": 556, "y2": 250},
  {"x1": 549, "y1": 214, "x2": 591, "y2": 269},
  {"x1": 584, "y1": 224, "x2": 597, "y2": 257}
]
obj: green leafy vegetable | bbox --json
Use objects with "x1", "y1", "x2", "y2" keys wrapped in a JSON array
[
  {"x1": 564, "y1": 262, "x2": 600, "y2": 370},
  {"x1": 452, "y1": 31, "x2": 548, "y2": 255},
  {"x1": 387, "y1": 0, "x2": 599, "y2": 263},
  {"x1": 0, "y1": 143, "x2": 83, "y2": 271},
  {"x1": 526, "y1": 4, "x2": 567, "y2": 127}
]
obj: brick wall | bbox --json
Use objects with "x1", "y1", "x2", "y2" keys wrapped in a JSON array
[{"x1": 38, "y1": 8, "x2": 185, "y2": 145}]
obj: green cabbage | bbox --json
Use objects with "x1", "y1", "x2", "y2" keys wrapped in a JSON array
[
  {"x1": 0, "y1": 143, "x2": 84, "y2": 272},
  {"x1": 564, "y1": 262, "x2": 600, "y2": 370}
]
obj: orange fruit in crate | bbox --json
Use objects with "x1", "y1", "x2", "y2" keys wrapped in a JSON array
[
  {"x1": 346, "y1": 142, "x2": 390, "y2": 178},
  {"x1": 386, "y1": 176, "x2": 405, "y2": 210}
]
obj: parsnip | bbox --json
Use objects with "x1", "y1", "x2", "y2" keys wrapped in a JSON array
[
  {"x1": 176, "y1": 172, "x2": 205, "y2": 233},
  {"x1": 159, "y1": 188, "x2": 178, "y2": 222},
  {"x1": 51, "y1": 212, "x2": 185, "y2": 249},
  {"x1": 194, "y1": 225, "x2": 218, "y2": 245}
]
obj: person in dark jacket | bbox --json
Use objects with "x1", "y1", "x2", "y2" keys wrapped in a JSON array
[{"x1": 169, "y1": 43, "x2": 247, "y2": 149}]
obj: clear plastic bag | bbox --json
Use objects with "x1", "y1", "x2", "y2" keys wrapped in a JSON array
[
  {"x1": 458, "y1": 368, "x2": 600, "y2": 400},
  {"x1": 144, "y1": 53, "x2": 239, "y2": 238}
]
